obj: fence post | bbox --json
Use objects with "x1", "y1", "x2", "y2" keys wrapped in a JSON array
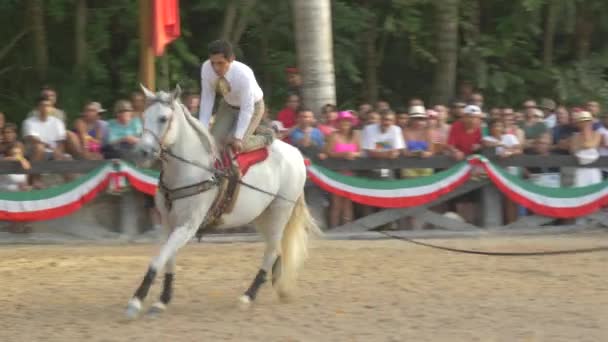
[
  {"x1": 119, "y1": 190, "x2": 139, "y2": 238},
  {"x1": 481, "y1": 182, "x2": 503, "y2": 228}
]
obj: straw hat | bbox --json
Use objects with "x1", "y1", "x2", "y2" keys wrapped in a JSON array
[{"x1": 408, "y1": 105, "x2": 427, "y2": 118}]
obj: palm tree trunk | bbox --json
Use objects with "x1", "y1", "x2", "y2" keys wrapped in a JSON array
[
  {"x1": 430, "y1": 0, "x2": 460, "y2": 105},
  {"x1": 221, "y1": 1, "x2": 238, "y2": 41},
  {"x1": 25, "y1": 0, "x2": 49, "y2": 81},
  {"x1": 292, "y1": 0, "x2": 336, "y2": 116},
  {"x1": 74, "y1": 0, "x2": 88, "y2": 74}
]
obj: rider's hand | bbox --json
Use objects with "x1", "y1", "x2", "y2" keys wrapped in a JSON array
[{"x1": 231, "y1": 138, "x2": 243, "y2": 153}]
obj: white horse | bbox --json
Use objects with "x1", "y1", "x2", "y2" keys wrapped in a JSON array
[{"x1": 125, "y1": 85, "x2": 320, "y2": 318}]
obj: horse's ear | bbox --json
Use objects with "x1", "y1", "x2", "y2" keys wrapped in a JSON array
[
  {"x1": 140, "y1": 83, "x2": 156, "y2": 100},
  {"x1": 171, "y1": 84, "x2": 182, "y2": 102}
]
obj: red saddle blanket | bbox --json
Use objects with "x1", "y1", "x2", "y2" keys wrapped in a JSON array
[{"x1": 216, "y1": 147, "x2": 269, "y2": 175}]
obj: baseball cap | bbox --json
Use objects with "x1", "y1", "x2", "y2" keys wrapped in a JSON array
[{"x1": 464, "y1": 105, "x2": 482, "y2": 116}]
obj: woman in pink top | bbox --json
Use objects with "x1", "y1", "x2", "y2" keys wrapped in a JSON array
[{"x1": 319, "y1": 111, "x2": 361, "y2": 228}]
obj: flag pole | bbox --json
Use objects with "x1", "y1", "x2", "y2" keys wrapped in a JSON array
[{"x1": 139, "y1": 0, "x2": 155, "y2": 90}]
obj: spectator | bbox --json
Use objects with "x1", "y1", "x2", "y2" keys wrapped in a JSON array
[
  {"x1": 513, "y1": 111, "x2": 525, "y2": 126},
  {"x1": 526, "y1": 134, "x2": 561, "y2": 187},
  {"x1": 317, "y1": 104, "x2": 338, "y2": 136},
  {"x1": 586, "y1": 101, "x2": 603, "y2": 130},
  {"x1": 570, "y1": 111, "x2": 602, "y2": 188},
  {"x1": 320, "y1": 111, "x2": 360, "y2": 227},
  {"x1": 28, "y1": 86, "x2": 66, "y2": 122},
  {"x1": 0, "y1": 112, "x2": 5, "y2": 140},
  {"x1": 446, "y1": 105, "x2": 482, "y2": 160},
  {"x1": 23, "y1": 96, "x2": 70, "y2": 188},
  {"x1": 429, "y1": 107, "x2": 450, "y2": 154},
  {"x1": 285, "y1": 67, "x2": 302, "y2": 96},
  {"x1": 596, "y1": 112, "x2": 608, "y2": 178},
  {"x1": 375, "y1": 100, "x2": 391, "y2": 112},
  {"x1": 289, "y1": 108, "x2": 324, "y2": 151},
  {"x1": 522, "y1": 108, "x2": 549, "y2": 150},
  {"x1": 366, "y1": 111, "x2": 381, "y2": 126},
  {"x1": 362, "y1": 110, "x2": 405, "y2": 178},
  {"x1": 450, "y1": 101, "x2": 466, "y2": 122},
  {"x1": 358, "y1": 103, "x2": 373, "y2": 124},
  {"x1": 454, "y1": 80, "x2": 474, "y2": 104},
  {"x1": 408, "y1": 98, "x2": 424, "y2": 107},
  {"x1": 0, "y1": 143, "x2": 32, "y2": 233},
  {"x1": 401, "y1": 106, "x2": 433, "y2": 179},
  {"x1": 482, "y1": 119, "x2": 522, "y2": 223},
  {"x1": 102, "y1": 100, "x2": 143, "y2": 159},
  {"x1": 470, "y1": 92, "x2": 484, "y2": 110},
  {"x1": 396, "y1": 108, "x2": 408, "y2": 131},
  {"x1": 80, "y1": 101, "x2": 108, "y2": 142},
  {"x1": 488, "y1": 107, "x2": 502, "y2": 121},
  {"x1": 501, "y1": 108, "x2": 525, "y2": 148},
  {"x1": 276, "y1": 94, "x2": 300, "y2": 131},
  {"x1": 539, "y1": 98, "x2": 557, "y2": 129},
  {"x1": 0, "y1": 123, "x2": 25, "y2": 156},
  {"x1": 73, "y1": 118, "x2": 103, "y2": 160},
  {"x1": 130, "y1": 90, "x2": 146, "y2": 120},
  {"x1": 552, "y1": 106, "x2": 575, "y2": 154},
  {"x1": 183, "y1": 92, "x2": 201, "y2": 115}
]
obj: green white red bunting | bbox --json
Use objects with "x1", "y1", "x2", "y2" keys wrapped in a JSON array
[{"x1": 1, "y1": 157, "x2": 608, "y2": 221}]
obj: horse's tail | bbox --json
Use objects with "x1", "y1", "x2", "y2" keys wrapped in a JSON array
[{"x1": 274, "y1": 193, "x2": 322, "y2": 298}]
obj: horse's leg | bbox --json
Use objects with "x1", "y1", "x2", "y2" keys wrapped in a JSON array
[
  {"x1": 126, "y1": 224, "x2": 196, "y2": 318},
  {"x1": 147, "y1": 254, "x2": 176, "y2": 316},
  {"x1": 240, "y1": 204, "x2": 292, "y2": 304}
]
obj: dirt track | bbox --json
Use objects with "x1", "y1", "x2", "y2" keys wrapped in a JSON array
[{"x1": 0, "y1": 234, "x2": 607, "y2": 341}]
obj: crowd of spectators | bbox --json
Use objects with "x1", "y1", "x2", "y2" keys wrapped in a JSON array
[
  {"x1": 271, "y1": 82, "x2": 608, "y2": 228},
  {"x1": 2, "y1": 80, "x2": 607, "y2": 231}
]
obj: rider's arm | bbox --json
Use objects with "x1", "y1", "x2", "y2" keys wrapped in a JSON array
[
  {"x1": 234, "y1": 78, "x2": 255, "y2": 140},
  {"x1": 198, "y1": 61, "x2": 216, "y2": 127}
]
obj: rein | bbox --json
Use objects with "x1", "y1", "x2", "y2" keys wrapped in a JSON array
[{"x1": 142, "y1": 102, "x2": 296, "y2": 210}]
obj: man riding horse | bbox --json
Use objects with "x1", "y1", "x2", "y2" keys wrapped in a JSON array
[{"x1": 198, "y1": 40, "x2": 270, "y2": 155}]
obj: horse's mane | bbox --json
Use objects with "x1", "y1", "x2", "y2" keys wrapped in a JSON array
[{"x1": 152, "y1": 91, "x2": 218, "y2": 160}]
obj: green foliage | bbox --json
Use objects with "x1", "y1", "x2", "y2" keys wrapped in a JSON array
[{"x1": 0, "y1": 0, "x2": 607, "y2": 126}]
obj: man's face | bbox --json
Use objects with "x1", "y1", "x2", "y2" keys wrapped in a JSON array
[
  {"x1": 185, "y1": 95, "x2": 200, "y2": 112},
  {"x1": 376, "y1": 101, "x2": 390, "y2": 111},
  {"x1": 367, "y1": 112, "x2": 380, "y2": 125},
  {"x1": 38, "y1": 100, "x2": 52, "y2": 116},
  {"x1": 42, "y1": 90, "x2": 57, "y2": 105},
  {"x1": 523, "y1": 100, "x2": 536, "y2": 110},
  {"x1": 396, "y1": 113, "x2": 408, "y2": 127},
  {"x1": 471, "y1": 94, "x2": 483, "y2": 106},
  {"x1": 298, "y1": 111, "x2": 314, "y2": 127},
  {"x1": 3, "y1": 128, "x2": 16, "y2": 143},
  {"x1": 287, "y1": 73, "x2": 301, "y2": 87},
  {"x1": 380, "y1": 114, "x2": 395, "y2": 129},
  {"x1": 556, "y1": 107, "x2": 570, "y2": 125},
  {"x1": 535, "y1": 136, "x2": 551, "y2": 155},
  {"x1": 210, "y1": 53, "x2": 234, "y2": 77},
  {"x1": 586, "y1": 102, "x2": 600, "y2": 116},
  {"x1": 286, "y1": 95, "x2": 300, "y2": 110},
  {"x1": 83, "y1": 105, "x2": 99, "y2": 122}
]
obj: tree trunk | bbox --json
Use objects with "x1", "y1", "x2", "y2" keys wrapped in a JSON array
[
  {"x1": 74, "y1": 0, "x2": 88, "y2": 74},
  {"x1": 575, "y1": 2, "x2": 593, "y2": 60},
  {"x1": 25, "y1": 0, "x2": 49, "y2": 81},
  {"x1": 231, "y1": 0, "x2": 258, "y2": 45},
  {"x1": 221, "y1": 1, "x2": 238, "y2": 41},
  {"x1": 430, "y1": 0, "x2": 459, "y2": 105},
  {"x1": 292, "y1": 0, "x2": 336, "y2": 116},
  {"x1": 364, "y1": 14, "x2": 378, "y2": 103},
  {"x1": 543, "y1": 1, "x2": 558, "y2": 67}
]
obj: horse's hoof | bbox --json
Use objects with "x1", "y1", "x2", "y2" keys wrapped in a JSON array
[
  {"x1": 238, "y1": 295, "x2": 252, "y2": 308},
  {"x1": 146, "y1": 302, "x2": 166, "y2": 318},
  {"x1": 125, "y1": 298, "x2": 142, "y2": 319}
]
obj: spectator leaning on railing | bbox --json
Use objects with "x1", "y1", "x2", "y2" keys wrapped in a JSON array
[
  {"x1": 288, "y1": 107, "x2": 325, "y2": 152},
  {"x1": 23, "y1": 95, "x2": 71, "y2": 188},
  {"x1": 446, "y1": 105, "x2": 482, "y2": 160},
  {"x1": 102, "y1": 100, "x2": 143, "y2": 159},
  {"x1": 319, "y1": 111, "x2": 361, "y2": 227}
]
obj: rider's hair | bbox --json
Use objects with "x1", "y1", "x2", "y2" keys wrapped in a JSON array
[{"x1": 208, "y1": 40, "x2": 234, "y2": 59}]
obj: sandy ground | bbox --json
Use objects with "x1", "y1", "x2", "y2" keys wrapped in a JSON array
[{"x1": 0, "y1": 234, "x2": 607, "y2": 342}]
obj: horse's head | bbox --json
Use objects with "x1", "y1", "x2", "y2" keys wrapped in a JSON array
[{"x1": 136, "y1": 84, "x2": 182, "y2": 166}]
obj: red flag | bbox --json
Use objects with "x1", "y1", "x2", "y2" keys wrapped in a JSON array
[{"x1": 153, "y1": 0, "x2": 181, "y2": 56}]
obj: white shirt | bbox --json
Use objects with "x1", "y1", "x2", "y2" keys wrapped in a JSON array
[
  {"x1": 544, "y1": 114, "x2": 556, "y2": 129},
  {"x1": 22, "y1": 115, "x2": 67, "y2": 149},
  {"x1": 198, "y1": 60, "x2": 264, "y2": 139},
  {"x1": 482, "y1": 133, "x2": 519, "y2": 155},
  {"x1": 361, "y1": 124, "x2": 405, "y2": 152}
]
